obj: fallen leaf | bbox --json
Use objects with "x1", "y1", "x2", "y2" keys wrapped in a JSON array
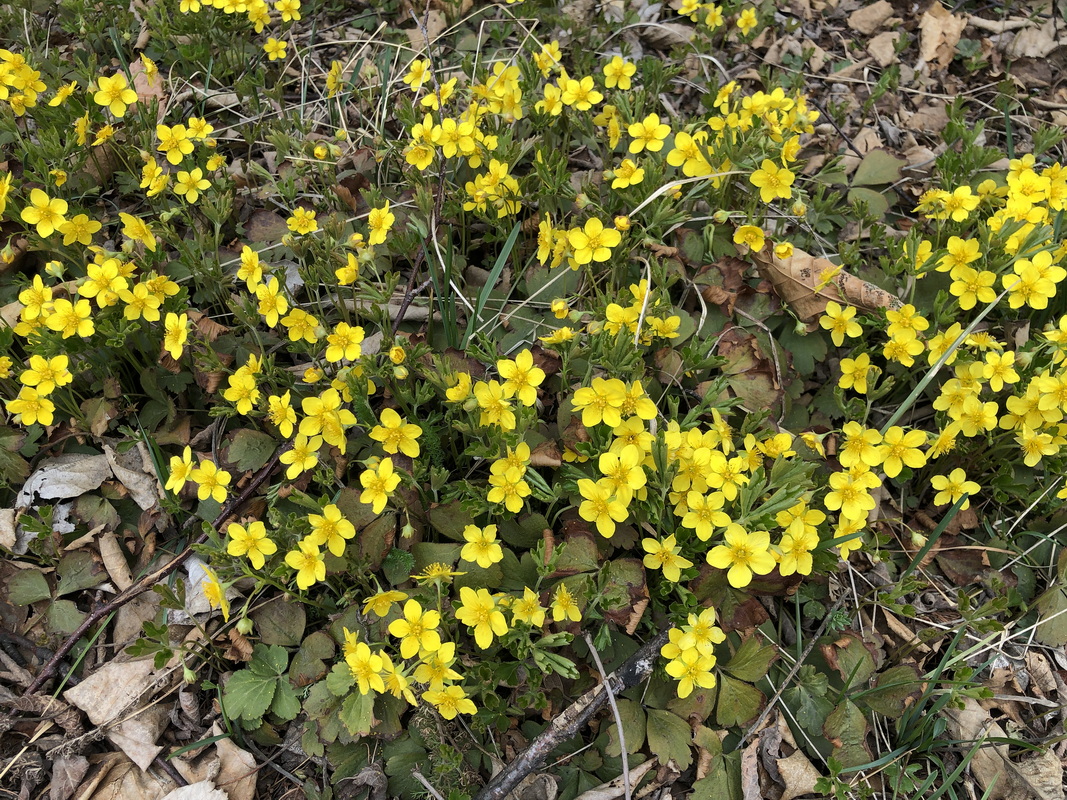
[
  {"x1": 51, "y1": 754, "x2": 90, "y2": 800},
  {"x1": 1006, "y1": 20, "x2": 1061, "y2": 59},
  {"x1": 774, "y1": 715, "x2": 821, "y2": 800},
  {"x1": 0, "y1": 507, "x2": 15, "y2": 550},
  {"x1": 16, "y1": 454, "x2": 112, "y2": 507},
  {"x1": 104, "y1": 445, "x2": 161, "y2": 512},
  {"x1": 107, "y1": 705, "x2": 168, "y2": 770},
  {"x1": 867, "y1": 31, "x2": 900, "y2": 67},
  {"x1": 847, "y1": 0, "x2": 894, "y2": 34},
  {"x1": 751, "y1": 244, "x2": 902, "y2": 324},
  {"x1": 211, "y1": 726, "x2": 258, "y2": 800},
  {"x1": 64, "y1": 657, "x2": 157, "y2": 726},
  {"x1": 70, "y1": 752, "x2": 175, "y2": 800},
  {"x1": 907, "y1": 103, "x2": 950, "y2": 135},
  {"x1": 98, "y1": 530, "x2": 134, "y2": 591},
  {"x1": 160, "y1": 782, "x2": 228, "y2": 800},
  {"x1": 945, "y1": 697, "x2": 1064, "y2": 800},
  {"x1": 919, "y1": 3, "x2": 967, "y2": 69}
]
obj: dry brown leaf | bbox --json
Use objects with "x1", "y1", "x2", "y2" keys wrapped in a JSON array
[
  {"x1": 98, "y1": 530, "x2": 134, "y2": 591},
  {"x1": 129, "y1": 59, "x2": 167, "y2": 123},
  {"x1": 17, "y1": 454, "x2": 112, "y2": 508},
  {"x1": 104, "y1": 445, "x2": 161, "y2": 512},
  {"x1": 751, "y1": 244, "x2": 902, "y2": 323},
  {"x1": 919, "y1": 3, "x2": 967, "y2": 68},
  {"x1": 108, "y1": 705, "x2": 168, "y2": 771},
  {"x1": 211, "y1": 724, "x2": 258, "y2": 800},
  {"x1": 71, "y1": 752, "x2": 175, "y2": 800},
  {"x1": 0, "y1": 507, "x2": 15, "y2": 550},
  {"x1": 64, "y1": 657, "x2": 157, "y2": 726},
  {"x1": 52, "y1": 754, "x2": 91, "y2": 800},
  {"x1": 1006, "y1": 20, "x2": 1062, "y2": 59},
  {"x1": 945, "y1": 697, "x2": 1064, "y2": 800},
  {"x1": 847, "y1": 0, "x2": 894, "y2": 34},
  {"x1": 160, "y1": 782, "x2": 228, "y2": 800},
  {"x1": 775, "y1": 715, "x2": 822, "y2": 800},
  {"x1": 867, "y1": 31, "x2": 900, "y2": 68}
]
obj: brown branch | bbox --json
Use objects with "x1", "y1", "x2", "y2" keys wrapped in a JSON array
[
  {"x1": 473, "y1": 629, "x2": 670, "y2": 800},
  {"x1": 25, "y1": 446, "x2": 288, "y2": 695}
]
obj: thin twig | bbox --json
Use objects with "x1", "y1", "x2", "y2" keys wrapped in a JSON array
[
  {"x1": 739, "y1": 595, "x2": 845, "y2": 745},
  {"x1": 25, "y1": 446, "x2": 288, "y2": 695},
  {"x1": 474, "y1": 630, "x2": 669, "y2": 800},
  {"x1": 413, "y1": 771, "x2": 448, "y2": 800},
  {"x1": 583, "y1": 634, "x2": 630, "y2": 800}
]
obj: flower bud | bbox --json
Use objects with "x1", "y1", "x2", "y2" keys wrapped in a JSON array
[
  {"x1": 237, "y1": 617, "x2": 254, "y2": 635},
  {"x1": 712, "y1": 209, "x2": 730, "y2": 224}
]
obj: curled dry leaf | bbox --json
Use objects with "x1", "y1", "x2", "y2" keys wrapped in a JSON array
[{"x1": 751, "y1": 243, "x2": 901, "y2": 324}]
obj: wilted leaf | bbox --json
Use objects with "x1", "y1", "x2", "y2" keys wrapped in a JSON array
[
  {"x1": 0, "y1": 426, "x2": 30, "y2": 484},
  {"x1": 49, "y1": 599, "x2": 86, "y2": 634},
  {"x1": 645, "y1": 708, "x2": 693, "y2": 770},
  {"x1": 863, "y1": 664, "x2": 921, "y2": 718},
  {"x1": 847, "y1": 0, "x2": 894, "y2": 34},
  {"x1": 64, "y1": 657, "x2": 157, "y2": 725},
  {"x1": 919, "y1": 2, "x2": 966, "y2": 68},
  {"x1": 821, "y1": 632, "x2": 878, "y2": 688},
  {"x1": 16, "y1": 454, "x2": 112, "y2": 506},
  {"x1": 752, "y1": 244, "x2": 902, "y2": 324},
  {"x1": 1034, "y1": 585, "x2": 1067, "y2": 646},
  {"x1": 823, "y1": 700, "x2": 870, "y2": 768}
]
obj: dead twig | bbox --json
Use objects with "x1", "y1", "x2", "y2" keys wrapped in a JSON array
[
  {"x1": 583, "y1": 633, "x2": 630, "y2": 800},
  {"x1": 473, "y1": 630, "x2": 670, "y2": 800},
  {"x1": 24, "y1": 446, "x2": 289, "y2": 695}
]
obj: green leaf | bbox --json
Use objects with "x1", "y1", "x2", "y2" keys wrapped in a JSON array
[
  {"x1": 690, "y1": 752, "x2": 743, "y2": 800},
  {"x1": 823, "y1": 699, "x2": 870, "y2": 768},
  {"x1": 251, "y1": 597, "x2": 306, "y2": 646},
  {"x1": 8, "y1": 569, "x2": 51, "y2": 605},
  {"x1": 645, "y1": 708, "x2": 693, "y2": 770},
  {"x1": 381, "y1": 548, "x2": 416, "y2": 586},
  {"x1": 270, "y1": 680, "x2": 301, "y2": 721},
  {"x1": 722, "y1": 636, "x2": 776, "y2": 683},
  {"x1": 822, "y1": 633, "x2": 877, "y2": 688},
  {"x1": 1035, "y1": 585, "x2": 1067, "y2": 646},
  {"x1": 848, "y1": 187, "x2": 890, "y2": 218},
  {"x1": 56, "y1": 551, "x2": 105, "y2": 597},
  {"x1": 248, "y1": 643, "x2": 289, "y2": 678},
  {"x1": 226, "y1": 429, "x2": 277, "y2": 473},
  {"x1": 290, "y1": 631, "x2": 336, "y2": 687},
  {"x1": 47, "y1": 599, "x2": 85, "y2": 634},
  {"x1": 0, "y1": 425, "x2": 30, "y2": 483},
  {"x1": 428, "y1": 500, "x2": 472, "y2": 541},
  {"x1": 606, "y1": 698, "x2": 646, "y2": 757},
  {"x1": 863, "y1": 665, "x2": 922, "y2": 719},
  {"x1": 715, "y1": 674, "x2": 764, "y2": 729},
  {"x1": 339, "y1": 691, "x2": 376, "y2": 737},
  {"x1": 223, "y1": 669, "x2": 277, "y2": 721},
  {"x1": 851, "y1": 149, "x2": 905, "y2": 186},
  {"x1": 326, "y1": 662, "x2": 356, "y2": 696},
  {"x1": 783, "y1": 665, "x2": 834, "y2": 732}
]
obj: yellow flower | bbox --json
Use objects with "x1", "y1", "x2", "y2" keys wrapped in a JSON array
[
  {"x1": 736, "y1": 7, "x2": 759, "y2": 36},
  {"x1": 325, "y1": 322, "x2": 364, "y2": 363},
  {"x1": 838, "y1": 352, "x2": 873, "y2": 394},
  {"x1": 92, "y1": 73, "x2": 137, "y2": 116},
  {"x1": 665, "y1": 649, "x2": 716, "y2": 699},
  {"x1": 118, "y1": 212, "x2": 157, "y2": 251},
  {"x1": 58, "y1": 214, "x2": 101, "y2": 246},
  {"x1": 5, "y1": 387, "x2": 56, "y2": 427},
  {"x1": 455, "y1": 586, "x2": 508, "y2": 648},
  {"x1": 255, "y1": 277, "x2": 289, "y2": 328},
  {"x1": 189, "y1": 459, "x2": 230, "y2": 503},
  {"x1": 388, "y1": 599, "x2": 441, "y2": 658},
  {"x1": 287, "y1": 207, "x2": 318, "y2": 235},
  {"x1": 733, "y1": 224, "x2": 765, "y2": 253},
  {"x1": 877, "y1": 426, "x2": 927, "y2": 479},
  {"x1": 461, "y1": 524, "x2": 503, "y2": 568},
  {"x1": 48, "y1": 81, "x2": 78, "y2": 107},
  {"x1": 838, "y1": 422, "x2": 883, "y2": 469},
  {"x1": 360, "y1": 457, "x2": 401, "y2": 513},
  {"x1": 777, "y1": 529, "x2": 818, "y2": 576},
  {"x1": 511, "y1": 587, "x2": 546, "y2": 627},
  {"x1": 749, "y1": 159, "x2": 794, "y2": 203},
  {"x1": 226, "y1": 521, "x2": 277, "y2": 569},
  {"x1": 345, "y1": 642, "x2": 385, "y2": 695},
  {"x1": 306, "y1": 504, "x2": 355, "y2": 557},
  {"x1": 362, "y1": 590, "x2": 407, "y2": 617},
  {"x1": 264, "y1": 37, "x2": 287, "y2": 61},
  {"x1": 706, "y1": 524, "x2": 775, "y2": 588},
  {"x1": 370, "y1": 408, "x2": 422, "y2": 457},
  {"x1": 642, "y1": 535, "x2": 693, "y2": 582},
  {"x1": 423, "y1": 685, "x2": 476, "y2": 720},
  {"x1": 173, "y1": 168, "x2": 210, "y2": 203},
  {"x1": 551, "y1": 582, "x2": 582, "y2": 622},
  {"x1": 201, "y1": 568, "x2": 230, "y2": 621},
  {"x1": 819, "y1": 301, "x2": 862, "y2": 347},
  {"x1": 627, "y1": 113, "x2": 670, "y2": 154},
  {"x1": 497, "y1": 349, "x2": 545, "y2": 407},
  {"x1": 577, "y1": 477, "x2": 628, "y2": 537},
  {"x1": 368, "y1": 201, "x2": 395, "y2": 245},
  {"x1": 19, "y1": 354, "x2": 72, "y2": 396},
  {"x1": 280, "y1": 434, "x2": 322, "y2": 479},
  {"x1": 930, "y1": 469, "x2": 980, "y2": 509},
  {"x1": 487, "y1": 465, "x2": 531, "y2": 513},
  {"x1": 602, "y1": 55, "x2": 636, "y2": 90},
  {"x1": 156, "y1": 123, "x2": 194, "y2": 165},
  {"x1": 285, "y1": 539, "x2": 326, "y2": 590},
  {"x1": 572, "y1": 377, "x2": 626, "y2": 428},
  {"x1": 20, "y1": 188, "x2": 67, "y2": 238},
  {"x1": 609, "y1": 158, "x2": 644, "y2": 189},
  {"x1": 163, "y1": 312, "x2": 189, "y2": 360},
  {"x1": 559, "y1": 75, "x2": 603, "y2": 110},
  {"x1": 45, "y1": 298, "x2": 95, "y2": 339},
  {"x1": 166, "y1": 446, "x2": 195, "y2": 493},
  {"x1": 275, "y1": 0, "x2": 301, "y2": 22},
  {"x1": 403, "y1": 58, "x2": 431, "y2": 91},
  {"x1": 474, "y1": 380, "x2": 516, "y2": 430},
  {"x1": 568, "y1": 218, "x2": 622, "y2": 265}
]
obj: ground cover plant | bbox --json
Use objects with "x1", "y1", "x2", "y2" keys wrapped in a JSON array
[{"x1": 2, "y1": 0, "x2": 1067, "y2": 798}]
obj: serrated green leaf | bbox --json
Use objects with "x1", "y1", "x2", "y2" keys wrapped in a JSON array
[
  {"x1": 783, "y1": 665, "x2": 834, "y2": 732},
  {"x1": 722, "y1": 636, "x2": 776, "y2": 683},
  {"x1": 223, "y1": 669, "x2": 277, "y2": 721},
  {"x1": 248, "y1": 643, "x2": 289, "y2": 678},
  {"x1": 270, "y1": 680, "x2": 301, "y2": 721},
  {"x1": 715, "y1": 674, "x2": 764, "y2": 729},
  {"x1": 822, "y1": 633, "x2": 877, "y2": 688},
  {"x1": 606, "y1": 698, "x2": 646, "y2": 757},
  {"x1": 226, "y1": 429, "x2": 276, "y2": 473},
  {"x1": 326, "y1": 662, "x2": 356, "y2": 696},
  {"x1": 339, "y1": 691, "x2": 375, "y2": 737},
  {"x1": 9, "y1": 569, "x2": 51, "y2": 605},
  {"x1": 382, "y1": 548, "x2": 416, "y2": 586},
  {"x1": 645, "y1": 708, "x2": 693, "y2": 770}
]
